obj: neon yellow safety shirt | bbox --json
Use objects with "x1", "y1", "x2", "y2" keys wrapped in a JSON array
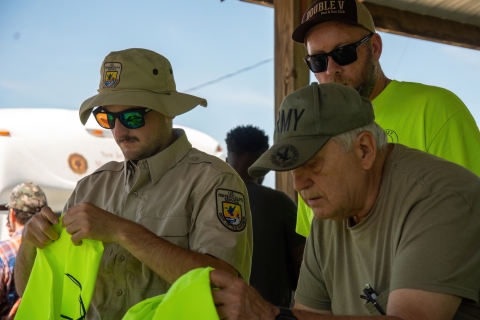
[
  {"x1": 16, "y1": 218, "x2": 104, "y2": 320},
  {"x1": 123, "y1": 267, "x2": 219, "y2": 320},
  {"x1": 296, "y1": 80, "x2": 480, "y2": 237}
]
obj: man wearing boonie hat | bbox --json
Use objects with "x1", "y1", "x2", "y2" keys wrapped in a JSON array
[
  {"x1": 0, "y1": 182, "x2": 47, "y2": 318},
  {"x1": 293, "y1": 0, "x2": 480, "y2": 238},
  {"x1": 15, "y1": 48, "x2": 253, "y2": 319},
  {"x1": 210, "y1": 83, "x2": 480, "y2": 319}
]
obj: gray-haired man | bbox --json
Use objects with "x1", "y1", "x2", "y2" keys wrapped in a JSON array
[{"x1": 210, "y1": 83, "x2": 480, "y2": 319}]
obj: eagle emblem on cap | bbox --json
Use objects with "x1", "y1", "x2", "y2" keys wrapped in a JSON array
[{"x1": 271, "y1": 144, "x2": 299, "y2": 168}]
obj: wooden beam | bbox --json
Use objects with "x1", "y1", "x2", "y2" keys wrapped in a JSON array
[
  {"x1": 363, "y1": 1, "x2": 480, "y2": 50},
  {"x1": 273, "y1": 0, "x2": 311, "y2": 202},
  {"x1": 241, "y1": 0, "x2": 480, "y2": 51},
  {"x1": 240, "y1": 0, "x2": 273, "y2": 8}
]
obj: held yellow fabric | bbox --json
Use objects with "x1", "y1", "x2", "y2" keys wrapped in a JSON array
[
  {"x1": 123, "y1": 267, "x2": 220, "y2": 320},
  {"x1": 16, "y1": 217, "x2": 104, "y2": 320},
  {"x1": 296, "y1": 81, "x2": 480, "y2": 237},
  {"x1": 296, "y1": 199, "x2": 314, "y2": 237}
]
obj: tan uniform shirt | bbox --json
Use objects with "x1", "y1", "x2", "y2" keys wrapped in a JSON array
[{"x1": 64, "y1": 129, "x2": 252, "y2": 319}]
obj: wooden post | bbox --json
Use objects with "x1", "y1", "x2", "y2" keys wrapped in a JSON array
[{"x1": 273, "y1": 0, "x2": 311, "y2": 202}]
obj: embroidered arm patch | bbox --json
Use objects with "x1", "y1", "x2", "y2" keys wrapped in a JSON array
[{"x1": 216, "y1": 189, "x2": 246, "y2": 232}]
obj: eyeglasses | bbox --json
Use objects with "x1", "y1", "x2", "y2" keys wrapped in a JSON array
[
  {"x1": 304, "y1": 33, "x2": 373, "y2": 73},
  {"x1": 62, "y1": 273, "x2": 86, "y2": 320},
  {"x1": 92, "y1": 107, "x2": 152, "y2": 129}
]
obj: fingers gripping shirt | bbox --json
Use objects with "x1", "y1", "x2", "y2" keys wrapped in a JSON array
[
  {"x1": 16, "y1": 217, "x2": 104, "y2": 319},
  {"x1": 63, "y1": 129, "x2": 253, "y2": 319}
]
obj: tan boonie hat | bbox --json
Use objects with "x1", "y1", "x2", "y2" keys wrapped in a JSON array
[
  {"x1": 0, "y1": 182, "x2": 47, "y2": 214},
  {"x1": 292, "y1": 0, "x2": 375, "y2": 43},
  {"x1": 79, "y1": 48, "x2": 207, "y2": 125},
  {"x1": 248, "y1": 83, "x2": 374, "y2": 178}
]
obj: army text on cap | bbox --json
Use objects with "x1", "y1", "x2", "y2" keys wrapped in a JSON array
[{"x1": 276, "y1": 109, "x2": 305, "y2": 133}]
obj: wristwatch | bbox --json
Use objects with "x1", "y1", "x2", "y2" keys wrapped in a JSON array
[{"x1": 275, "y1": 307, "x2": 298, "y2": 320}]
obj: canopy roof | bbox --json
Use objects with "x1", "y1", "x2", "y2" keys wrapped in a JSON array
[{"x1": 241, "y1": 0, "x2": 480, "y2": 50}]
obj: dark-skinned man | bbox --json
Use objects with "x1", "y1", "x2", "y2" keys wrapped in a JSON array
[{"x1": 225, "y1": 125, "x2": 305, "y2": 307}]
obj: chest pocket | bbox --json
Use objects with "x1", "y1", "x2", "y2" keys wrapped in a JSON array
[
  {"x1": 363, "y1": 288, "x2": 389, "y2": 315},
  {"x1": 131, "y1": 216, "x2": 191, "y2": 291},
  {"x1": 139, "y1": 216, "x2": 191, "y2": 248}
]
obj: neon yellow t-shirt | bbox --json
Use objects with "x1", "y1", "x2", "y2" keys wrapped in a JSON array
[
  {"x1": 123, "y1": 267, "x2": 219, "y2": 320},
  {"x1": 16, "y1": 218, "x2": 104, "y2": 320},
  {"x1": 296, "y1": 80, "x2": 480, "y2": 237}
]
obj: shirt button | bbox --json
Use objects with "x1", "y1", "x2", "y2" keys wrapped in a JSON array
[
  {"x1": 116, "y1": 289, "x2": 123, "y2": 296},
  {"x1": 118, "y1": 255, "x2": 125, "y2": 262},
  {"x1": 132, "y1": 192, "x2": 138, "y2": 197}
]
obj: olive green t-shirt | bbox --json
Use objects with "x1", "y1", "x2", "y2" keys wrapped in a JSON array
[
  {"x1": 64, "y1": 129, "x2": 253, "y2": 319},
  {"x1": 295, "y1": 145, "x2": 480, "y2": 318},
  {"x1": 296, "y1": 80, "x2": 480, "y2": 237}
]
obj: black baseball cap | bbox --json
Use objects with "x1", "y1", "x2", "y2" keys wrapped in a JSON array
[{"x1": 292, "y1": 0, "x2": 375, "y2": 43}]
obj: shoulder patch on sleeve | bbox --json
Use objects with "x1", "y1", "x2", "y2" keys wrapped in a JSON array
[{"x1": 216, "y1": 189, "x2": 246, "y2": 232}]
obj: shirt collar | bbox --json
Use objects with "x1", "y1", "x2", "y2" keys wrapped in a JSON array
[{"x1": 123, "y1": 129, "x2": 192, "y2": 185}]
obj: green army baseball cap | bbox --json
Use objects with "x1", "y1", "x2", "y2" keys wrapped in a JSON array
[
  {"x1": 79, "y1": 48, "x2": 207, "y2": 125},
  {"x1": 0, "y1": 182, "x2": 47, "y2": 214},
  {"x1": 248, "y1": 83, "x2": 374, "y2": 178}
]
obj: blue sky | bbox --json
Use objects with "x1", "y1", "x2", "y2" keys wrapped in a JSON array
[{"x1": 2, "y1": 0, "x2": 480, "y2": 188}]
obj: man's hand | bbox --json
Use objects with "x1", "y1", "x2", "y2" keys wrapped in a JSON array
[
  {"x1": 23, "y1": 206, "x2": 59, "y2": 249},
  {"x1": 62, "y1": 202, "x2": 128, "y2": 245},
  {"x1": 210, "y1": 269, "x2": 278, "y2": 320}
]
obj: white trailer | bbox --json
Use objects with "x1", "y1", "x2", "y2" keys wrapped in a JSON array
[{"x1": 0, "y1": 108, "x2": 224, "y2": 240}]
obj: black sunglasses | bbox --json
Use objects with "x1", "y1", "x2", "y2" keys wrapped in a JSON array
[
  {"x1": 304, "y1": 33, "x2": 373, "y2": 73},
  {"x1": 61, "y1": 273, "x2": 86, "y2": 320},
  {"x1": 92, "y1": 107, "x2": 152, "y2": 129}
]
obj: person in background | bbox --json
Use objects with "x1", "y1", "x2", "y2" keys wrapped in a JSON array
[
  {"x1": 15, "y1": 48, "x2": 252, "y2": 319},
  {"x1": 225, "y1": 125, "x2": 305, "y2": 307},
  {"x1": 292, "y1": 0, "x2": 480, "y2": 237},
  {"x1": 211, "y1": 83, "x2": 480, "y2": 319},
  {"x1": 0, "y1": 182, "x2": 47, "y2": 319}
]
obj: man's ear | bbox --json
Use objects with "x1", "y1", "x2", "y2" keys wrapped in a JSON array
[
  {"x1": 353, "y1": 132, "x2": 377, "y2": 170},
  {"x1": 9, "y1": 208, "x2": 16, "y2": 224},
  {"x1": 371, "y1": 33, "x2": 383, "y2": 62}
]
